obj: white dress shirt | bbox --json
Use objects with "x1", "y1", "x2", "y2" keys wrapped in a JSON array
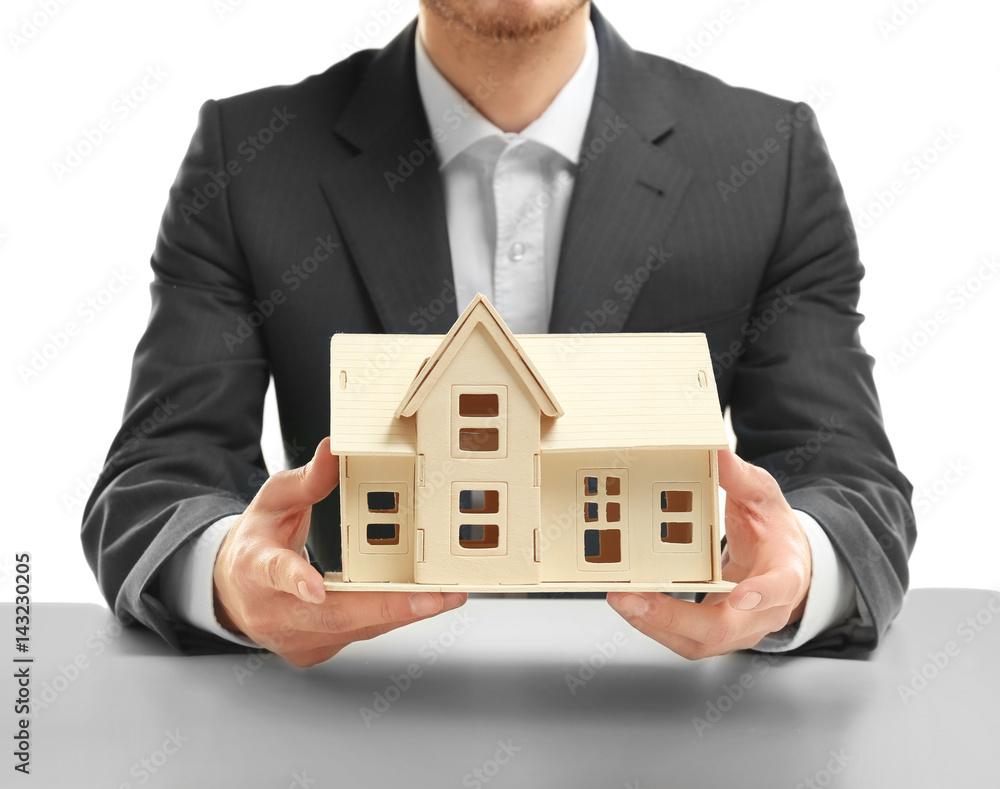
[
  {"x1": 414, "y1": 22, "x2": 597, "y2": 332},
  {"x1": 161, "y1": 20, "x2": 861, "y2": 652}
]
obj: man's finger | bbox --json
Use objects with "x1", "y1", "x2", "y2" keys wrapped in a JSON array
[
  {"x1": 253, "y1": 545, "x2": 326, "y2": 603},
  {"x1": 729, "y1": 564, "x2": 807, "y2": 613},
  {"x1": 283, "y1": 644, "x2": 349, "y2": 668},
  {"x1": 270, "y1": 594, "x2": 469, "y2": 665},
  {"x1": 607, "y1": 593, "x2": 784, "y2": 659},
  {"x1": 254, "y1": 437, "x2": 340, "y2": 515},
  {"x1": 295, "y1": 590, "x2": 468, "y2": 634},
  {"x1": 282, "y1": 612, "x2": 463, "y2": 667},
  {"x1": 717, "y1": 449, "x2": 782, "y2": 509},
  {"x1": 304, "y1": 600, "x2": 466, "y2": 646},
  {"x1": 607, "y1": 597, "x2": 708, "y2": 660}
]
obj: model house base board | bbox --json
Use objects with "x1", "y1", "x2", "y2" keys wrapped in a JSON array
[{"x1": 323, "y1": 572, "x2": 736, "y2": 594}]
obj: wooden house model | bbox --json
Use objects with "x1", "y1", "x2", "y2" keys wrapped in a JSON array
[{"x1": 323, "y1": 294, "x2": 734, "y2": 593}]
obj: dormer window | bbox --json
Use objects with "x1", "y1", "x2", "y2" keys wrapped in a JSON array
[{"x1": 451, "y1": 385, "x2": 507, "y2": 459}]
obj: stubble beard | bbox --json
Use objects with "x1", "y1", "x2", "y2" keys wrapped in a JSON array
[{"x1": 421, "y1": 0, "x2": 589, "y2": 42}]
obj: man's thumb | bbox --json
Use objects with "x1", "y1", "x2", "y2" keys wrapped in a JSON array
[
  {"x1": 717, "y1": 449, "x2": 781, "y2": 508},
  {"x1": 255, "y1": 437, "x2": 340, "y2": 514}
]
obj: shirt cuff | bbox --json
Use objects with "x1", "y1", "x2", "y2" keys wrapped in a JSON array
[
  {"x1": 159, "y1": 514, "x2": 258, "y2": 649},
  {"x1": 752, "y1": 509, "x2": 857, "y2": 653}
]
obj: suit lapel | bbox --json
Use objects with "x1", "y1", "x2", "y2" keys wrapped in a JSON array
[
  {"x1": 319, "y1": 8, "x2": 693, "y2": 336},
  {"x1": 549, "y1": 7, "x2": 693, "y2": 334},
  {"x1": 319, "y1": 21, "x2": 457, "y2": 334}
]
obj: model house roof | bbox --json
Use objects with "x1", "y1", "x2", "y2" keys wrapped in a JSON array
[
  {"x1": 395, "y1": 294, "x2": 563, "y2": 419},
  {"x1": 330, "y1": 299, "x2": 728, "y2": 456}
]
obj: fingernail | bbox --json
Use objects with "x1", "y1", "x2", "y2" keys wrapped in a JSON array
[
  {"x1": 735, "y1": 591, "x2": 762, "y2": 611},
  {"x1": 410, "y1": 592, "x2": 440, "y2": 616},
  {"x1": 297, "y1": 580, "x2": 323, "y2": 604},
  {"x1": 615, "y1": 593, "x2": 649, "y2": 618},
  {"x1": 442, "y1": 592, "x2": 466, "y2": 610}
]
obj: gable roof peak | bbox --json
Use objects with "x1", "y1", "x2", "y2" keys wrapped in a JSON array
[{"x1": 394, "y1": 293, "x2": 563, "y2": 419}]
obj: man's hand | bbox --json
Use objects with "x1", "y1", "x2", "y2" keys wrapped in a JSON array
[
  {"x1": 213, "y1": 438, "x2": 467, "y2": 667},
  {"x1": 606, "y1": 450, "x2": 811, "y2": 659}
]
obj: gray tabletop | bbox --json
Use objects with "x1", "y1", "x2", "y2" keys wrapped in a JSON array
[{"x1": 7, "y1": 588, "x2": 999, "y2": 788}]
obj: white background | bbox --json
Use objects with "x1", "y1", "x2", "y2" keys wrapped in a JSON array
[{"x1": 2, "y1": 0, "x2": 998, "y2": 606}]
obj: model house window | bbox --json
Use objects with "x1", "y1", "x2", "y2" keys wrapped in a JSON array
[
  {"x1": 366, "y1": 522, "x2": 400, "y2": 545},
  {"x1": 458, "y1": 523, "x2": 500, "y2": 549},
  {"x1": 458, "y1": 394, "x2": 499, "y2": 417},
  {"x1": 458, "y1": 428, "x2": 500, "y2": 452},
  {"x1": 452, "y1": 482, "x2": 507, "y2": 554},
  {"x1": 659, "y1": 488, "x2": 693, "y2": 544},
  {"x1": 661, "y1": 490, "x2": 693, "y2": 512},
  {"x1": 578, "y1": 470, "x2": 628, "y2": 567},
  {"x1": 459, "y1": 489, "x2": 500, "y2": 513},
  {"x1": 452, "y1": 386, "x2": 507, "y2": 458},
  {"x1": 653, "y1": 483, "x2": 701, "y2": 552},
  {"x1": 584, "y1": 528, "x2": 622, "y2": 563},
  {"x1": 367, "y1": 491, "x2": 399, "y2": 513},
  {"x1": 661, "y1": 521, "x2": 693, "y2": 544},
  {"x1": 359, "y1": 484, "x2": 409, "y2": 554}
]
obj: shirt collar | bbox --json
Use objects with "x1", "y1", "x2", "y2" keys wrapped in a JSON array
[{"x1": 414, "y1": 19, "x2": 599, "y2": 168}]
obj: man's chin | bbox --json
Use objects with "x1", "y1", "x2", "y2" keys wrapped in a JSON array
[{"x1": 421, "y1": 0, "x2": 589, "y2": 42}]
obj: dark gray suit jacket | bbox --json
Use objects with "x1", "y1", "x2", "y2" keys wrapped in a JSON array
[{"x1": 82, "y1": 7, "x2": 915, "y2": 657}]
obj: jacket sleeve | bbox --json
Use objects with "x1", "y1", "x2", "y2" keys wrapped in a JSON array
[
  {"x1": 82, "y1": 100, "x2": 270, "y2": 654},
  {"x1": 729, "y1": 103, "x2": 916, "y2": 657}
]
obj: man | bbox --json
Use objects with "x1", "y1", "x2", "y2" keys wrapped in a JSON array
[{"x1": 82, "y1": 1, "x2": 914, "y2": 667}]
